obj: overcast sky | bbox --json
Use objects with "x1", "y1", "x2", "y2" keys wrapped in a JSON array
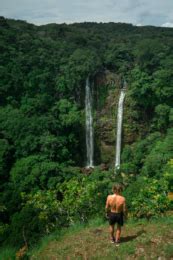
[{"x1": 1, "y1": 0, "x2": 173, "y2": 27}]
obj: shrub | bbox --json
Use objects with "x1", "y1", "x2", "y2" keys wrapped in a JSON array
[
  {"x1": 60, "y1": 169, "x2": 112, "y2": 223},
  {"x1": 163, "y1": 159, "x2": 173, "y2": 191},
  {"x1": 124, "y1": 176, "x2": 170, "y2": 219},
  {"x1": 7, "y1": 190, "x2": 66, "y2": 246}
]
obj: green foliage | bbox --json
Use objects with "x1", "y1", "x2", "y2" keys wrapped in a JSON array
[
  {"x1": 163, "y1": 159, "x2": 173, "y2": 191},
  {"x1": 164, "y1": 244, "x2": 173, "y2": 258},
  {"x1": 129, "y1": 66, "x2": 154, "y2": 111},
  {"x1": 133, "y1": 39, "x2": 165, "y2": 72},
  {"x1": 8, "y1": 190, "x2": 65, "y2": 245},
  {"x1": 0, "y1": 139, "x2": 12, "y2": 185},
  {"x1": 56, "y1": 49, "x2": 101, "y2": 96},
  {"x1": 104, "y1": 43, "x2": 133, "y2": 72},
  {"x1": 142, "y1": 129, "x2": 173, "y2": 176},
  {"x1": 152, "y1": 65, "x2": 173, "y2": 105},
  {"x1": 59, "y1": 168, "x2": 113, "y2": 223},
  {"x1": 153, "y1": 104, "x2": 171, "y2": 132},
  {"x1": 22, "y1": 191, "x2": 62, "y2": 230},
  {"x1": 121, "y1": 132, "x2": 161, "y2": 174},
  {"x1": 0, "y1": 246, "x2": 16, "y2": 260},
  {"x1": 124, "y1": 176, "x2": 170, "y2": 219},
  {"x1": 6, "y1": 168, "x2": 113, "y2": 245},
  {"x1": 0, "y1": 205, "x2": 9, "y2": 243},
  {"x1": 10, "y1": 155, "x2": 62, "y2": 192}
]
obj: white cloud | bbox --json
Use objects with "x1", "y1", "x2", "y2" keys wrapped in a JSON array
[
  {"x1": 162, "y1": 22, "x2": 173, "y2": 28},
  {"x1": 135, "y1": 23, "x2": 142, "y2": 27}
]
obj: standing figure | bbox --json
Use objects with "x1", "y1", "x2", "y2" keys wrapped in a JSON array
[{"x1": 105, "y1": 184, "x2": 127, "y2": 245}]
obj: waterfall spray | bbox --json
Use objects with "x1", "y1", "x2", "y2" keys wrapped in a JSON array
[{"x1": 85, "y1": 77, "x2": 94, "y2": 168}]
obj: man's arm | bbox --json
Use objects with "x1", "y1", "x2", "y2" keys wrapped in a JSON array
[{"x1": 123, "y1": 199, "x2": 128, "y2": 219}]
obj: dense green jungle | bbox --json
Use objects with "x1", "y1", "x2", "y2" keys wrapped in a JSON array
[{"x1": 0, "y1": 16, "x2": 173, "y2": 250}]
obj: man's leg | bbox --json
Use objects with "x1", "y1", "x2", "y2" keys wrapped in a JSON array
[
  {"x1": 115, "y1": 224, "x2": 121, "y2": 243},
  {"x1": 109, "y1": 224, "x2": 115, "y2": 242}
]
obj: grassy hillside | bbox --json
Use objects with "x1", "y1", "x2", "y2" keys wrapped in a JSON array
[{"x1": 27, "y1": 216, "x2": 173, "y2": 259}]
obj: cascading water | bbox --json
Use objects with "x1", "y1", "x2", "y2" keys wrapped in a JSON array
[
  {"x1": 115, "y1": 84, "x2": 126, "y2": 170},
  {"x1": 85, "y1": 77, "x2": 94, "y2": 168}
]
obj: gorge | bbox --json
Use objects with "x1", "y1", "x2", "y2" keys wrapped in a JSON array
[{"x1": 0, "y1": 17, "x2": 173, "y2": 249}]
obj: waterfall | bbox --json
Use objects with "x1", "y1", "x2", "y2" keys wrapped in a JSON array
[
  {"x1": 115, "y1": 87, "x2": 126, "y2": 170},
  {"x1": 85, "y1": 77, "x2": 94, "y2": 168}
]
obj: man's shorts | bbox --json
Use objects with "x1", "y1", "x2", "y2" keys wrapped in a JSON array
[{"x1": 109, "y1": 212, "x2": 124, "y2": 226}]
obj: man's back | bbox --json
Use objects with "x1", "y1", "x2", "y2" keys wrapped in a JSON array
[{"x1": 107, "y1": 194, "x2": 125, "y2": 213}]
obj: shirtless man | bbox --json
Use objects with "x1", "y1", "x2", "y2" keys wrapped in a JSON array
[{"x1": 105, "y1": 184, "x2": 127, "y2": 244}]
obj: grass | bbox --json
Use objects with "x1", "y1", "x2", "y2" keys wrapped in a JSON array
[
  {"x1": 29, "y1": 215, "x2": 173, "y2": 260},
  {"x1": 1, "y1": 216, "x2": 172, "y2": 259},
  {"x1": 29, "y1": 218, "x2": 104, "y2": 259},
  {"x1": 164, "y1": 244, "x2": 173, "y2": 258}
]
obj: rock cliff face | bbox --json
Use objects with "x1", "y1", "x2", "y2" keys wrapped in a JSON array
[
  {"x1": 93, "y1": 70, "x2": 141, "y2": 167},
  {"x1": 94, "y1": 70, "x2": 122, "y2": 166}
]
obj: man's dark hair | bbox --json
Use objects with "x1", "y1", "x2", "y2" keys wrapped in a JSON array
[{"x1": 112, "y1": 183, "x2": 123, "y2": 193}]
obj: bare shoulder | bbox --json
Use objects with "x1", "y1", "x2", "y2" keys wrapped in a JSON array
[
  {"x1": 120, "y1": 195, "x2": 126, "y2": 202},
  {"x1": 107, "y1": 194, "x2": 114, "y2": 201},
  {"x1": 107, "y1": 194, "x2": 112, "y2": 200}
]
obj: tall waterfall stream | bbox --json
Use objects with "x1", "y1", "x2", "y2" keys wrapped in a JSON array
[
  {"x1": 85, "y1": 77, "x2": 94, "y2": 168},
  {"x1": 115, "y1": 88, "x2": 126, "y2": 170}
]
